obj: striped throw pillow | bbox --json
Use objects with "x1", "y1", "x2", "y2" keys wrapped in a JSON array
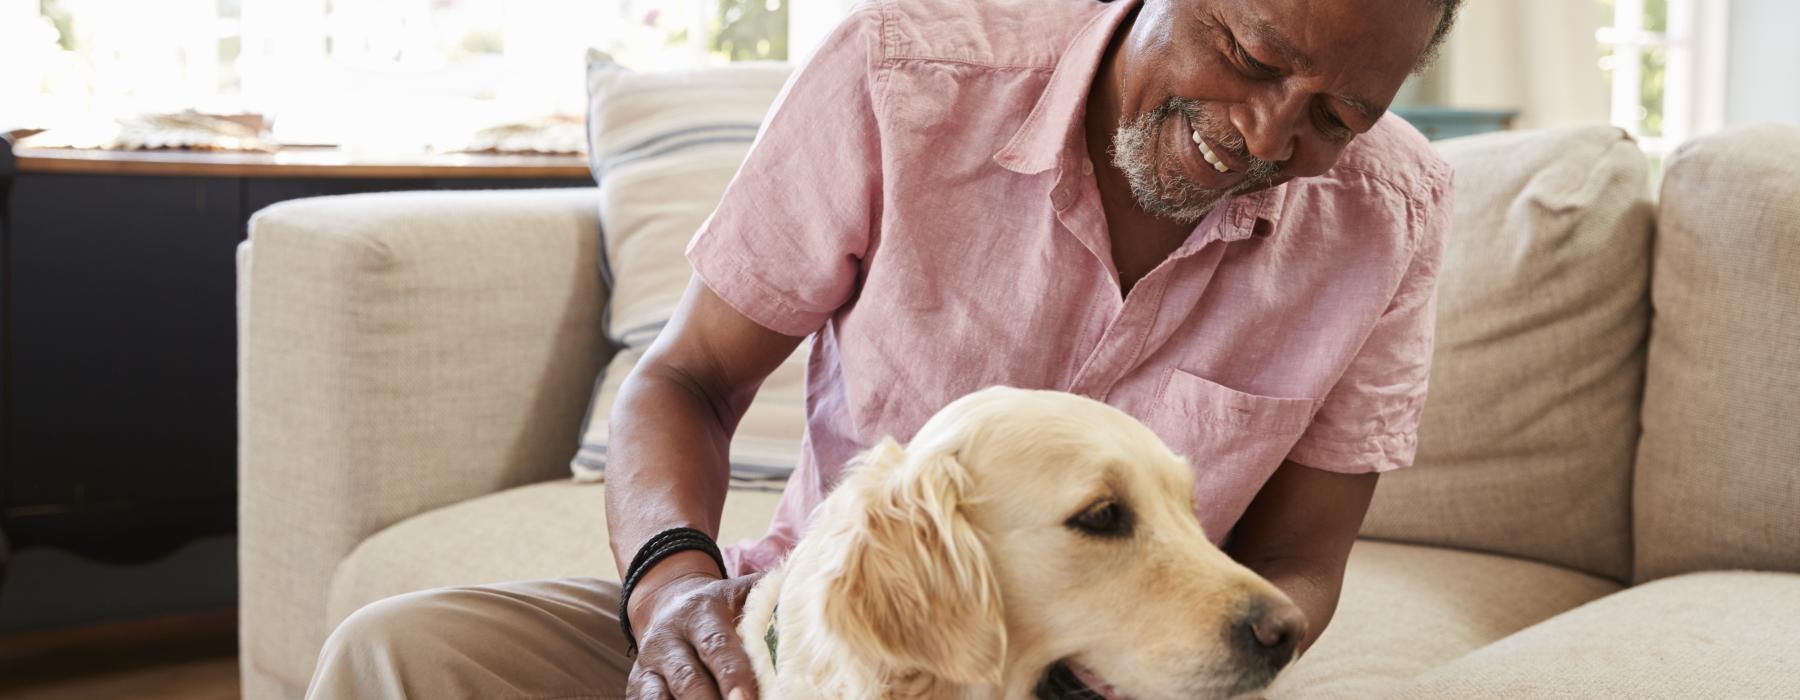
[
  {"x1": 572, "y1": 343, "x2": 810, "y2": 491},
  {"x1": 572, "y1": 51, "x2": 806, "y2": 486}
]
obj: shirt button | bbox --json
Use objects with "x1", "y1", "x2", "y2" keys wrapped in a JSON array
[{"x1": 1082, "y1": 160, "x2": 1094, "y2": 176}]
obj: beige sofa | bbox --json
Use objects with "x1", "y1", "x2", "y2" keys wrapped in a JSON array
[{"x1": 237, "y1": 124, "x2": 1800, "y2": 699}]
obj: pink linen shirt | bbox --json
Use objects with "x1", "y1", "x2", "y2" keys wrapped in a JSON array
[{"x1": 688, "y1": 0, "x2": 1454, "y2": 576}]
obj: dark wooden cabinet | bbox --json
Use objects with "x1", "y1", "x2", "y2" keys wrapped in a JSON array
[
  {"x1": 0, "y1": 141, "x2": 592, "y2": 572},
  {"x1": 1, "y1": 135, "x2": 14, "y2": 581},
  {"x1": 7, "y1": 172, "x2": 243, "y2": 563}
]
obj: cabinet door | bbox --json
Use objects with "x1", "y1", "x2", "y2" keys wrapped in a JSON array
[{"x1": 6, "y1": 173, "x2": 240, "y2": 554}]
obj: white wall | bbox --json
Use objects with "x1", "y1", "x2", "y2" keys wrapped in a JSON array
[
  {"x1": 1726, "y1": 0, "x2": 1800, "y2": 126},
  {"x1": 1384, "y1": 0, "x2": 1612, "y2": 129},
  {"x1": 1440, "y1": 0, "x2": 1610, "y2": 129}
]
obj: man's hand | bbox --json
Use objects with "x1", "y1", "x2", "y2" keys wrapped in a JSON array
[{"x1": 627, "y1": 570, "x2": 765, "y2": 700}]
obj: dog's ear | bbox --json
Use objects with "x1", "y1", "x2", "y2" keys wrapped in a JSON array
[{"x1": 824, "y1": 438, "x2": 1006, "y2": 685}]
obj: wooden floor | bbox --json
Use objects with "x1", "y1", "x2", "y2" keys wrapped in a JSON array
[{"x1": 0, "y1": 608, "x2": 239, "y2": 700}]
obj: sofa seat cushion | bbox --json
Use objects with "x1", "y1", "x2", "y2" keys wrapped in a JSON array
[
  {"x1": 326, "y1": 481, "x2": 782, "y2": 629},
  {"x1": 325, "y1": 493, "x2": 1621, "y2": 696},
  {"x1": 1398, "y1": 571, "x2": 1800, "y2": 698},
  {"x1": 1268, "y1": 539, "x2": 1621, "y2": 699}
]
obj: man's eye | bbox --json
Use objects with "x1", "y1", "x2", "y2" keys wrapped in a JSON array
[
  {"x1": 1316, "y1": 105, "x2": 1352, "y2": 138},
  {"x1": 1231, "y1": 38, "x2": 1279, "y2": 78}
]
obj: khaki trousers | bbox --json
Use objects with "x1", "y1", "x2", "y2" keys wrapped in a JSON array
[{"x1": 306, "y1": 578, "x2": 633, "y2": 700}]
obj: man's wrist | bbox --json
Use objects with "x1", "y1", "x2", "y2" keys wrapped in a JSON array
[{"x1": 626, "y1": 550, "x2": 725, "y2": 631}]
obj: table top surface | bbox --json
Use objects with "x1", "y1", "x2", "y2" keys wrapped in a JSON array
[{"x1": 12, "y1": 147, "x2": 592, "y2": 180}]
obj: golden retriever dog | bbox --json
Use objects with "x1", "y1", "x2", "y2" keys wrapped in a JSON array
[{"x1": 737, "y1": 386, "x2": 1305, "y2": 699}]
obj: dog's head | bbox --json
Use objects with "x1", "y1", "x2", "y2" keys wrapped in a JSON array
[{"x1": 817, "y1": 386, "x2": 1304, "y2": 699}]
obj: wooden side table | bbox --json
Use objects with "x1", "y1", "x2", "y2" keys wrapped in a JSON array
[{"x1": 0, "y1": 144, "x2": 592, "y2": 576}]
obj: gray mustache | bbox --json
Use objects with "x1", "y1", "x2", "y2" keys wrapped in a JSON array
[{"x1": 1161, "y1": 97, "x2": 1283, "y2": 185}]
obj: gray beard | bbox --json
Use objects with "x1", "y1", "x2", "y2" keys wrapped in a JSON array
[{"x1": 1108, "y1": 97, "x2": 1280, "y2": 224}]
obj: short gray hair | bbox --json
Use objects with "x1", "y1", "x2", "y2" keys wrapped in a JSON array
[
  {"x1": 1417, "y1": 0, "x2": 1466, "y2": 70},
  {"x1": 1099, "y1": 0, "x2": 1468, "y2": 71}
]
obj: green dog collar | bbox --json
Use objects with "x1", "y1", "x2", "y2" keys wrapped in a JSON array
[{"x1": 764, "y1": 603, "x2": 780, "y2": 669}]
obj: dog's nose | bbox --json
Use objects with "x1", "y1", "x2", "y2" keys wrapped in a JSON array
[{"x1": 1236, "y1": 600, "x2": 1306, "y2": 671}]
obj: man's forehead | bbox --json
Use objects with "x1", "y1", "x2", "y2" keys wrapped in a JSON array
[
  {"x1": 1245, "y1": 17, "x2": 1315, "y2": 73},
  {"x1": 1224, "y1": 0, "x2": 1431, "y2": 119}
]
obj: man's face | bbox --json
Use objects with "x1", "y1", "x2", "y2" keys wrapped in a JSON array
[{"x1": 1107, "y1": 0, "x2": 1440, "y2": 222}]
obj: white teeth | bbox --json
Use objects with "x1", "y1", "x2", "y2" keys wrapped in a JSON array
[{"x1": 1190, "y1": 126, "x2": 1231, "y2": 173}]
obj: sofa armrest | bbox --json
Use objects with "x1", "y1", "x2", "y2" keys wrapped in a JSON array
[{"x1": 236, "y1": 187, "x2": 611, "y2": 689}]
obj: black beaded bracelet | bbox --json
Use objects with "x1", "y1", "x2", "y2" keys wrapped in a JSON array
[{"x1": 618, "y1": 526, "x2": 728, "y2": 656}]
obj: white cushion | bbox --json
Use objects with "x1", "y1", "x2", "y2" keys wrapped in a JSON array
[
  {"x1": 584, "y1": 50, "x2": 793, "y2": 346},
  {"x1": 573, "y1": 342, "x2": 809, "y2": 487},
  {"x1": 572, "y1": 52, "x2": 808, "y2": 484}
]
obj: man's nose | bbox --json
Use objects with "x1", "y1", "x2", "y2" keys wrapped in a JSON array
[{"x1": 1229, "y1": 90, "x2": 1306, "y2": 164}]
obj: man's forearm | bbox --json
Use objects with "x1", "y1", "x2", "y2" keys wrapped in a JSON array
[
  {"x1": 1223, "y1": 459, "x2": 1376, "y2": 657},
  {"x1": 604, "y1": 365, "x2": 738, "y2": 574},
  {"x1": 603, "y1": 280, "x2": 807, "y2": 632},
  {"x1": 1242, "y1": 555, "x2": 1345, "y2": 656},
  {"x1": 604, "y1": 363, "x2": 751, "y2": 631}
]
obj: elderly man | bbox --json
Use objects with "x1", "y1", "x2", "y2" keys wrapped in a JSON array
[{"x1": 307, "y1": 0, "x2": 1463, "y2": 697}]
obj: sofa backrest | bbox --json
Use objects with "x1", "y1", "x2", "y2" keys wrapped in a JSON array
[
  {"x1": 1633, "y1": 123, "x2": 1800, "y2": 583},
  {"x1": 1361, "y1": 126, "x2": 1654, "y2": 583}
]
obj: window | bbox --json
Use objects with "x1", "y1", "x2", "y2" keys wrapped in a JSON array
[
  {"x1": 2, "y1": 0, "x2": 788, "y2": 151},
  {"x1": 1596, "y1": 0, "x2": 1729, "y2": 161}
]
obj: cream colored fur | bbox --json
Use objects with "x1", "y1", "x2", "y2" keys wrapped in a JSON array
[{"x1": 738, "y1": 387, "x2": 1297, "y2": 699}]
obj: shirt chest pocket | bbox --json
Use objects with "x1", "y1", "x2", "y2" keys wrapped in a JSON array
[{"x1": 1156, "y1": 368, "x2": 1320, "y2": 435}]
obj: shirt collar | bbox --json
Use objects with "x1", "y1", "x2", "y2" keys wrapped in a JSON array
[
  {"x1": 992, "y1": 0, "x2": 1286, "y2": 240},
  {"x1": 991, "y1": 0, "x2": 1135, "y2": 176}
]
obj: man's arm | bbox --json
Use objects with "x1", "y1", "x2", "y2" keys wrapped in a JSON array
[
  {"x1": 604, "y1": 278, "x2": 803, "y2": 699},
  {"x1": 1222, "y1": 457, "x2": 1379, "y2": 656},
  {"x1": 606, "y1": 277, "x2": 802, "y2": 606}
]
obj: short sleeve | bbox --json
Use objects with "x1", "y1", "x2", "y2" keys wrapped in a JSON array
[
  {"x1": 684, "y1": 4, "x2": 887, "y2": 338},
  {"x1": 1287, "y1": 166, "x2": 1454, "y2": 474}
]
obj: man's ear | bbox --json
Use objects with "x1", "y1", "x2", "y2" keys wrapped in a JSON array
[{"x1": 823, "y1": 439, "x2": 1006, "y2": 685}]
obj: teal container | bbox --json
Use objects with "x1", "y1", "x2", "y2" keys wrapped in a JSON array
[{"x1": 1393, "y1": 107, "x2": 1520, "y2": 141}]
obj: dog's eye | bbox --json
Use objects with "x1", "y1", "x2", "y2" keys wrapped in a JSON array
[{"x1": 1067, "y1": 500, "x2": 1132, "y2": 537}]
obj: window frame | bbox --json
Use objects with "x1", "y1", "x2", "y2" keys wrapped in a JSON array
[{"x1": 1597, "y1": 0, "x2": 1730, "y2": 157}]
